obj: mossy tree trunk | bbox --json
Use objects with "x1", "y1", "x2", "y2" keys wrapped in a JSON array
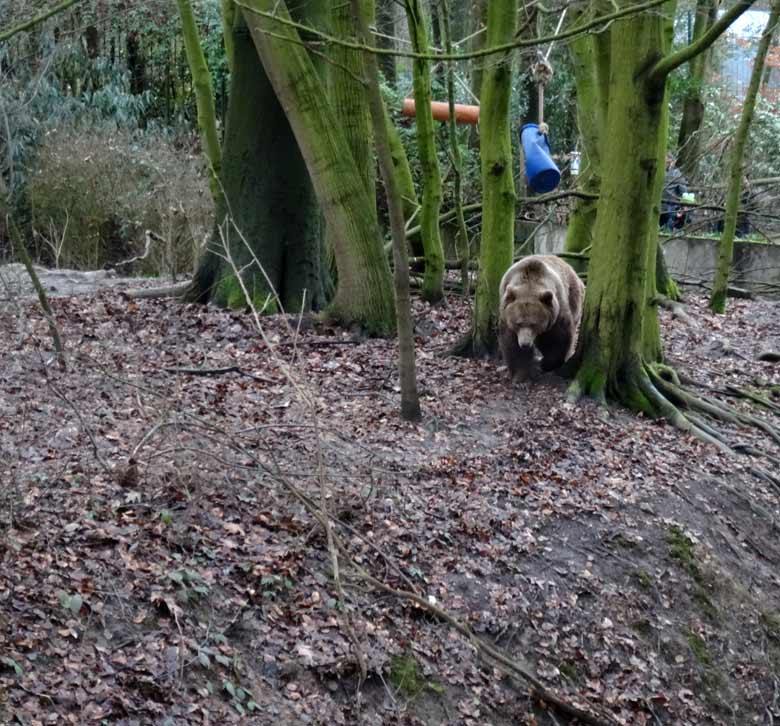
[
  {"x1": 563, "y1": 19, "x2": 609, "y2": 271},
  {"x1": 440, "y1": 0, "x2": 471, "y2": 294},
  {"x1": 404, "y1": 0, "x2": 445, "y2": 303},
  {"x1": 457, "y1": 0, "x2": 516, "y2": 357},
  {"x1": 221, "y1": 0, "x2": 236, "y2": 73},
  {"x1": 573, "y1": 11, "x2": 666, "y2": 410},
  {"x1": 572, "y1": 0, "x2": 751, "y2": 420},
  {"x1": 328, "y1": 0, "x2": 375, "y2": 218},
  {"x1": 376, "y1": 0, "x2": 397, "y2": 86},
  {"x1": 467, "y1": 0, "x2": 488, "y2": 148},
  {"x1": 709, "y1": 0, "x2": 780, "y2": 313},
  {"x1": 239, "y1": 0, "x2": 396, "y2": 334},
  {"x1": 354, "y1": 0, "x2": 421, "y2": 421},
  {"x1": 201, "y1": 0, "x2": 395, "y2": 334},
  {"x1": 175, "y1": 0, "x2": 223, "y2": 205},
  {"x1": 187, "y1": 13, "x2": 324, "y2": 313},
  {"x1": 571, "y1": 0, "x2": 753, "y2": 417},
  {"x1": 386, "y1": 110, "x2": 419, "y2": 230},
  {"x1": 676, "y1": 0, "x2": 719, "y2": 181}
]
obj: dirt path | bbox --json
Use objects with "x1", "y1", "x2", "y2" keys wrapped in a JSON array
[{"x1": 0, "y1": 262, "x2": 178, "y2": 301}]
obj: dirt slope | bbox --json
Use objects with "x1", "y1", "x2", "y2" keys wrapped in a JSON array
[{"x1": 1, "y1": 284, "x2": 779, "y2": 725}]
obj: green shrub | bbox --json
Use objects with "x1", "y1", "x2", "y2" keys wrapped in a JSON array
[{"x1": 28, "y1": 125, "x2": 213, "y2": 274}]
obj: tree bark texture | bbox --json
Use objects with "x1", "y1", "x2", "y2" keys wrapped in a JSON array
[
  {"x1": 176, "y1": 0, "x2": 223, "y2": 206},
  {"x1": 187, "y1": 14, "x2": 324, "y2": 313},
  {"x1": 676, "y1": 0, "x2": 719, "y2": 181},
  {"x1": 572, "y1": 6, "x2": 669, "y2": 408},
  {"x1": 241, "y1": 0, "x2": 396, "y2": 334},
  {"x1": 710, "y1": 0, "x2": 780, "y2": 313},
  {"x1": 571, "y1": 0, "x2": 752, "y2": 412},
  {"x1": 563, "y1": 19, "x2": 609, "y2": 271},
  {"x1": 440, "y1": 0, "x2": 471, "y2": 294},
  {"x1": 469, "y1": 0, "x2": 516, "y2": 355},
  {"x1": 404, "y1": 0, "x2": 445, "y2": 303},
  {"x1": 354, "y1": 0, "x2": 421, "y2": 421},
  {"x1": 221, "y1": 0, "x2": 236, "y2": 73}
]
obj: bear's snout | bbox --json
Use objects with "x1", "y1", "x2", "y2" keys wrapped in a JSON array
[{"x1": 516, "y1": 329, "x2": 536, "y2": 348}]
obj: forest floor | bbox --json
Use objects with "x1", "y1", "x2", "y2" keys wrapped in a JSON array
[{"x1": 1, "y1": 269, "x2": 780, "y2": 726}]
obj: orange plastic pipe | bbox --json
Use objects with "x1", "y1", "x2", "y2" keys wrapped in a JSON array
[{"x1": 402, "y1": 99, "x2": 480, "y2": 125}]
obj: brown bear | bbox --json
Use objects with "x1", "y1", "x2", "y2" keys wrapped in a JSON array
[{"x1": 498, "y1": 255, "x2": 584, "y2": 381}]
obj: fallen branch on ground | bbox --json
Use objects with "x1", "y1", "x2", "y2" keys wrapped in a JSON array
[{"x1": 124, "y1": 282, "x2": 191, "y2": 299}]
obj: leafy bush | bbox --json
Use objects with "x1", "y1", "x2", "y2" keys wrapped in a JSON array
[{"x1": 27, "y1": 124, "x2": 213, "y2": 274}]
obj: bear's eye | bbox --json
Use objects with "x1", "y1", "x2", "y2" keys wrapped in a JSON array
[
  {"x1": 505, "y1": 291, "x2": 515, "y2": 303},
  {"x1": 539, "y1": 291, "x2": 554, "y2": 305}
]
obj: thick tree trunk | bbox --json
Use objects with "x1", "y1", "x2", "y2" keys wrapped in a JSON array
[
  {"x1": 572, "y1": 8, "x2": 667, "y2": 408},
  {"x1": 710, "y1": 0, "x2": 780, "y2": 313},
  {"x1": 187, "y1": 14, "x2": 324, "y2": 312},
  {"x1": 457, "y1": 0, "x2": 516, "y2": 357},
  {"x1": 241, "y1": 0, "x2": 396, "y2": 334},
  {"x1": 354, "y1": 0, "x2": 421, "y2": 421},
  {"x1": 404, "y1": 0, "x2": 445, "y2": 303},
  {"x1": 571, "y1": 0, "x2": 753, "y2": 413},
  {"x1": 676, "y1": 0, "x2": 719, "y2": 181},
  {"x1": 328, "y1": 0, "x2": 376, "y2": 213}
]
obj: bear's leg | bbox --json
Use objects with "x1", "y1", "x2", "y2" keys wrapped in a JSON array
[
  {"x1": 499, "y1": 324, "x2": 536, "y2": 381},
  {"x1": 537, "y1": 317, "x2": 572, "y2": 372}
]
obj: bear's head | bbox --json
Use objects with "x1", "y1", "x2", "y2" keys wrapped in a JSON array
[{"x1": 500, "y1": 282, "x2": 560, "y2": 349}]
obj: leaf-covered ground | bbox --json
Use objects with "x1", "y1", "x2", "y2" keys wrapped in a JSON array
[{"x1": 1, "y1": 278, "x2": 780, "y2": 725}]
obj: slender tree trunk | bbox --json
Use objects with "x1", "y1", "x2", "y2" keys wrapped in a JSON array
[
  {"x1": 221, "y1": 0, "x2": 236, "y2": 73},
  {"x1": 710, "y1": 0, "x2": 780, "y2": 313},
  {"x1": 440, "y1": 0, "x2": 471, "y2": 294},
  {"x1": 563, "y1": 19, "x2": 608, "y2": 271},
  {"x1": 375, "y1": 0, "x2": 397, "y2": 85},
  {"x1": 241, "y1": 0, "x2": 396, "y2": 334},
  {"x1": 127, "y1": 31, "x2": 146, "y2": 95},
  {"x1": 187, "y1": 14, "x2": 323, "y2": 312},
  {"x1": 467, "y1": 0, "x2": 488, "y2": 148},
  {"x1": 386, "y1": 110, "x2": 420, "y2": 236},
  {"x1": 175, "y1": 0, "x2": 223, "y2": 205},
  {"x1": 456, "y1": 0, "x2": 516, "y2": 357},
  {"x1": 676, "y1": 0, "x2": 719, "y2": 181},
  {"x1": 353, "y1": 0, "x2": 421, "y2": 421},
  {"x1": 404, "y1": 0, "x2": 445, "y2": 303}
]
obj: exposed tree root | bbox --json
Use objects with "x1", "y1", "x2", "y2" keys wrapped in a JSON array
[
  {"x1": 720, "y1": 384, "x2": 780, "y2": 414},
  {"x1": 571, "y1": 359, "x2": 780, "y2": 471},
  {"x1": 448, "y1": 332, "x2": 497, "y2": 360}
]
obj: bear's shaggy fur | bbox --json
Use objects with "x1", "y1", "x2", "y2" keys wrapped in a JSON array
[{"x1": 498, "y1": 255, "x2": 584, "y2": 381}]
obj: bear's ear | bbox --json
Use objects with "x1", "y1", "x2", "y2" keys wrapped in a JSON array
[{"x1": 539, "y1": 290, "x2": 554, "y2": 306}]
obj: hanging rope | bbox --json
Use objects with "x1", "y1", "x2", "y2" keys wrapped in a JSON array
[
  {"x1": 531, "y1": 55, "x2": 553, "y2": 133},
  {"x1": 531, "y1": 8, "x2": 568, "y2": 134}
]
